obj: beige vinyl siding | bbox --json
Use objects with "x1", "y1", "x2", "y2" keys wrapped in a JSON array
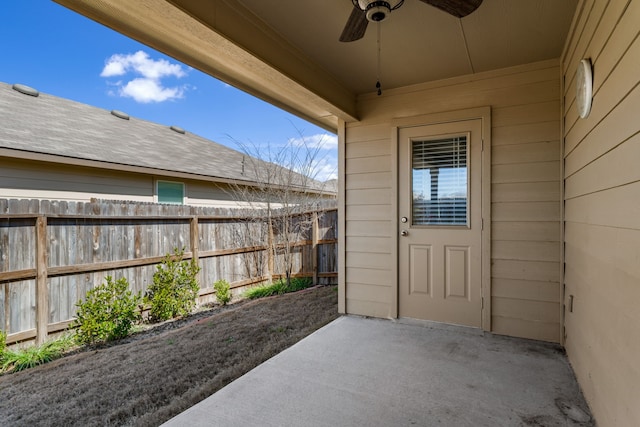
[
  {"x1": 562, "y1": 0, "x2": 640, "y2": 426},
  {"x1": 0, "y1": 157, "x2": 260, "y2": 208},
  {"x1": 343, "y1": 59, "x2": 563, "y2": 341},
  {"x1": 183, "y1": 180, "x2": 244, "y2": 208},
  {"x1": 344, "y1": 126, "x2": 395, "y2": 317},
  {"x1": 0, "y1": 158, "x2": 152, "y2": 202}
]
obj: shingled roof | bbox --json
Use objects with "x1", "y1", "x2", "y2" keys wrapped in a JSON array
[{"x1": 0, "y1": 82, "x2": 327, "y2": 192}]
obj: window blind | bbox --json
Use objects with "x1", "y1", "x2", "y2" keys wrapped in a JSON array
[{"x1": 411, "y1": 136, "x2": 468, "y2": 226}]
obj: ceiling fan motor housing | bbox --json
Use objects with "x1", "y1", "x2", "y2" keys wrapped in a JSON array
[{"x1": 354, "y1": 0, "x2": 404, "y2": 22}]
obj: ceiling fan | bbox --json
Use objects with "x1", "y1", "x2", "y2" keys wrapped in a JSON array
[{"x1": 340, "y1": 0, "x2": 483, "y2": 42}]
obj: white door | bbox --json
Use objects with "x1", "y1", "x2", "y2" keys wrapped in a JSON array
[{"x1": 398, "y1": 120, "x2": 483, "y2": 327}]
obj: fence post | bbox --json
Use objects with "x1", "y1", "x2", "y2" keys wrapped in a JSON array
[
  {"x1": 312, "y1": 212, "x2": 319, "y2": 286},
  {"x1": 267, "y1": 219, "x2": 274, "y2": 282},
  {"x1": 190, "y1": 217, "x2": 200, "y2": 285},
  {"x1": 35, "y1": 216, "x2": 48, "y2": 345}
]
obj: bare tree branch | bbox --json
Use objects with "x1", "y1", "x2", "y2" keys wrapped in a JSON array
[{"x1": 224, "y1": 130, "x2": 337, "y2": 287}]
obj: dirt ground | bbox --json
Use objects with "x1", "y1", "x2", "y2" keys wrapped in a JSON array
[{"x1": 0, "y1": 285, "x2": 339, "y2": 427}]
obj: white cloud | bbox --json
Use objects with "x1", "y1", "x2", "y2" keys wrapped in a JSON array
[
  {"x1": 288, "y1": 133, "x2": 338, "y2": 150},
  {"x1": 284, "y1": 133, "x2": 338, "y2": 181},
  {"x1": 119, "y1": 78, "x2": 185, "y2": 103},
  {"x1": 289, "y1": 153, "x2": 337, "y2": 182},
  {"x1": 101, "y1": 60, "x2": 126, "y2": 77},
  {"x1": 311, "y1": 156, "x2": 338, "y2": 182},
  {"x1": 101, "y1": 51, "x2": 185, "y2": 79},
  {"x1": 100, "y1": 50, "x2": 188, "y2": 103}
]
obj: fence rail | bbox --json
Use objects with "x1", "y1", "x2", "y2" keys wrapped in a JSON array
[{"x1": 0, "y1": 199, "x2": 337, "y2": 345}]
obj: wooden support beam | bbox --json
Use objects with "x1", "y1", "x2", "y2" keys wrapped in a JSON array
[
  {"x1": 267, "y1": 219, "x2": 274, "y2": 283},
  {"x1": 0, "y1": 268, "x2": 37, "y2": 283},
  {"x1": 190, "y1": 216, "x2": 200, "y2": 285},
  {"x1": 6, "y1": 328, "x2": 36, "y2": 345},
  {"x1": 312, "y1": 212, "x2": 319, "y2": 286},
  {"x1": 35, "y1": 216, "x2": 48, "y2": 345},
  {"x1": 47, "y1": 254, "x2": 192, "y2": 277}
]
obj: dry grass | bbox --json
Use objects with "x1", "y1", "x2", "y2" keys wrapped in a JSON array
[{"x1": 0, "y1": 285, "x2": 339, "y2": 426}]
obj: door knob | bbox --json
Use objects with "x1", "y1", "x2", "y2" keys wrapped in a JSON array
[{"x1": 401, "y1": 230, "x2": 408, "y2": 237}]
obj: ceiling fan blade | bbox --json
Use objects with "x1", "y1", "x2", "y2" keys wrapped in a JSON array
[
  {"x1": 420, "y1": 0, "x2": 483, "y2": 18},
  {"x1": 340, "y1": 6, "x2": 369, "y2": 42}
]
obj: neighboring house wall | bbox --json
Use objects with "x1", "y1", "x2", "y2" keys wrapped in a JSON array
[
  {"x1": 0, "y1": 157, "x2": 243, "y2": 207},
  {"x1": 341, "y1": 59, "x2": 563, "y2": 342},
  {"x1": 1, "y1": 158, "x2": 152, "y2": 202},
  {"x1": 562, "y1": 0, "x2": 640, "y2": 425}
]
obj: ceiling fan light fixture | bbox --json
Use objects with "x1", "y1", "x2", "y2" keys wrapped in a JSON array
[
  {"x1": 352, "y1": 0, "x2": 404, "y2": 22},
  {"x1": 367, "y1": 5, "x2": 389, "y2": 22}
]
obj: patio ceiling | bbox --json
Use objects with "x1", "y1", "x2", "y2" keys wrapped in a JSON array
[{"x1": 54, "y1": 0, "x2": 577, "y2": 132}]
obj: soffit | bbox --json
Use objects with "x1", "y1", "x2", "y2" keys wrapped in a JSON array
[
  {"x1": 55, "y1": 0, "x2": 577, "y2": 130},
  {"x1": 235, "y1": 0, "x2": 577, "y2": 92}
]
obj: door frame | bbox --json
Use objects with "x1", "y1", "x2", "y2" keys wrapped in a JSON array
[{"x1": 390, "y1": 107, "x2": 492, "y2": 331}]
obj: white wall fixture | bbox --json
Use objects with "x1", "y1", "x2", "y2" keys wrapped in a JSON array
[{"x1": 576, "y1": 58, "x2": 593, "y2": 119}]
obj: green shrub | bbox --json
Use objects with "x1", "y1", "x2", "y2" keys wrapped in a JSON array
[
  {"x1": 1, "y1": 334, "x2": 74, "y2": 373},
  {"x1": 244, "y1": 281, "x2": 286, "y2": 299},
  {"x1": 244, "y1": 277, "x2": 313, "y2": 300},
  {"x1": 145, "y1": 249, "x2": 201, "y2": 322},
  {"x1": 213, "y1": 279, "x2": 232, "y2": 306},
  {"x1": 0, "y1": 330, "x2": 6, "y2": 356},
  {"x1": 286, "y1": 277, "x2": 314, "y2": 292},
  {"x1": 72, "y1": 276, "x2": 142, "y2": 345}
]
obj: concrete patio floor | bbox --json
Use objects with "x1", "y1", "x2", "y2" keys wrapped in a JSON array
[{"x1": 163, "y1": 316, "x2": 593, "y2": 426}]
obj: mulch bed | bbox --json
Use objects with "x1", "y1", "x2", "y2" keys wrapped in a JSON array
[{"x1": 0, "y1": 285, "x2": 339, "y2": 426}]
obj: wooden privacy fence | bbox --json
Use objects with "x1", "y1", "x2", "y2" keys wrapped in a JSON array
[{"x1": 0, "y1": 199, "x2": 338, "y2": 345}]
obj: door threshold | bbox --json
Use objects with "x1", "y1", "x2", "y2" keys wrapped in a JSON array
[{"x1": 395, "y1": 317, "x2": 485, "y2": 336}]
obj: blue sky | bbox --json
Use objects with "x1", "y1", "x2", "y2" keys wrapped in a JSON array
[{"x1": 1, "y1": 1, "x2": 337, "y2": 180}]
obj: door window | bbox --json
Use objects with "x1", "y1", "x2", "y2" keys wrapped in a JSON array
[{"x1": 411, "y1": 136, "x2": 468, "y2": 226}]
